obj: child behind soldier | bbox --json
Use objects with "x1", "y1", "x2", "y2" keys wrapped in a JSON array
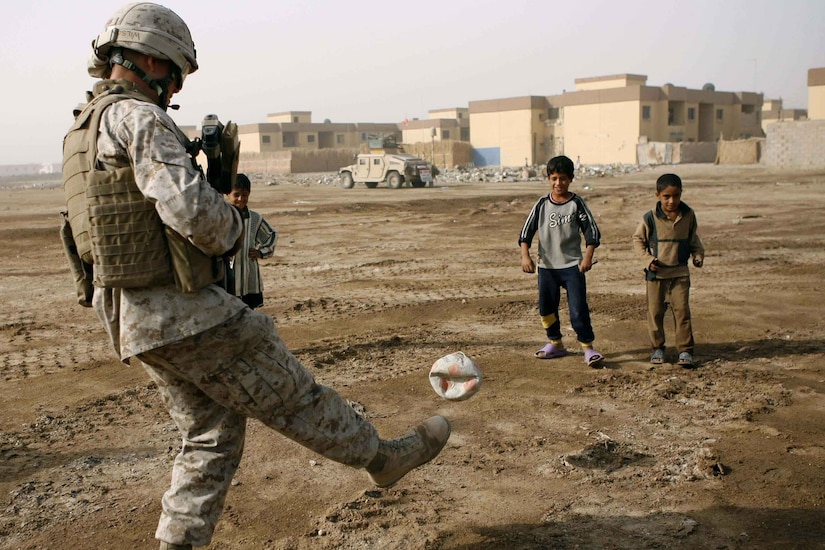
[
  {"x1": 632, "y1": 173, "x2": 704, "y2": 367},
  {"x1": 519, "y1": 155, "x2": 604, "y2": 368},
  {"x1": 225, "y1": 173, "x2": 278, "y2": 309}
]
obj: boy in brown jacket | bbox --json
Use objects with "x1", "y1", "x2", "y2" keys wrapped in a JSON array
[{"x1": 632, "y1": 173, "x2": 704, "y2": 367}]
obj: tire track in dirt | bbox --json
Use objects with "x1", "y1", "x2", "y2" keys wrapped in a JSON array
[{"x1": 1, "y1": 321, "x2": 111, "y2": 382}]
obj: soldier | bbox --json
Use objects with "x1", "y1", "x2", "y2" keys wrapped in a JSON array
[{"x1": 61, "y1": 4, "x2": 450, "y2": 549}]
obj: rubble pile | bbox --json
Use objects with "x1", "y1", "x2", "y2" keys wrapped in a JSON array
[
  {"x1": 0, "y1": 163, "x2": 647, "y2": 191},
  {"x1": 245, "y1": 163, "x2": 645, "y2": 188}
]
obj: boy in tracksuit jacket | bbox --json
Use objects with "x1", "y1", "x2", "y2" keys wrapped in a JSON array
[
  {"x1": 520, "y1": 155, "x2": 604, "y2": 368},
  {"x1": 632, "y1": 173, "x2": 704, "y2": 367}
]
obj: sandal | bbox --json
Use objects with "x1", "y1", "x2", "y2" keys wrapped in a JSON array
[
  {"x1": 651, "y1": 348, "x2": 665, "y2": 364},
  {"x1": 677, "y1": 352, "x2": 694, "y2": 367},
  {"x1": 584, "y1": 348, "x2": 604, "y2": 368},
  {"x1": 535, "y1": 343, "x2": 568, "y2": 359}
]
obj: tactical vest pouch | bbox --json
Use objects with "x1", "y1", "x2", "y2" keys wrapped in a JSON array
[
  {"x1": 165, "y1": 228, "x2": 225, "y2": 293},
  {"x1": 86, "y1": 166, "x2": 174, "y2": 288},
  {"x1": 59, "y1": 211, "x2": 94, "y2": 306}
]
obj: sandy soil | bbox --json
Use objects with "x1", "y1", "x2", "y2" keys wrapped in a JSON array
[{"x1": 1, "y1": 164, "x2": 824, "y2": 549}]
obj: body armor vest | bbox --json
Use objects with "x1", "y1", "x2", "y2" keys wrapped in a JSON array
[{"x1": 62, "y1": 80, "x2": 223, "y2": 293}]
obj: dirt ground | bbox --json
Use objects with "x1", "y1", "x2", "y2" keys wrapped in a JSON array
[{"x1": 1, "y1": 164, "x2": 824, "y2": 549}]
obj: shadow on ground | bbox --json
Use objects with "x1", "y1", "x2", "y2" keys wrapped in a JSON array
[{"x1": 447, "y1": 505, "x2": 825, "y2": 549}]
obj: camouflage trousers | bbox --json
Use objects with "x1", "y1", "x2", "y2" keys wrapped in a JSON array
[{"x1": 137, "y1": 308, "x2": 379, "y2": 547}]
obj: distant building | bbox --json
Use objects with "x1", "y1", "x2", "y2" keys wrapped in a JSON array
[
  {"x1": 761, "y1": 98, "x2": 806, "y2": 134},
  {"x1": 238, "y1": 111, "x2": 401, "y2": 153},
  {"x1": 399, "y1": 108, "x2": 470, "y2": 145},
  {"x1": 469, "y1": 73, "x2": 764, "y2": 166},
  {"x1": 267, "y1": 111, "x2": 312, "y2": 124},
  {"x1": 807, "y1": 67, "x2": 825, "y2": 120},
  {"x1": 188, "y1": 72, "x2": 822, "y2": 171},
  {"x1": 762, "y1": 67, "x2": 825, "y2": 169},
  {"x1": 469, "y1": 96, "x2": 550, "y2": 167}
]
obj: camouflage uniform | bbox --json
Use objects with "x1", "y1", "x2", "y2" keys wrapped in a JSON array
[{"x1": 94, "y1": 98, "x2": 378, "y2": 547}]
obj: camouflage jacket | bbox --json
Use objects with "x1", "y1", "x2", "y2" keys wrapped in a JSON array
[{"x1": 92, "y1": 94, "x2": 245, "y2": 360}]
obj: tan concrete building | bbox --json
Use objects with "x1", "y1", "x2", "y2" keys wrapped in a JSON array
[
  {"x1": 267, "y1": 111, "x2": 312, "y2": 124},
  {"x1": 761, "y1": 99, "x2": 807, "y2": 134},
  {"x1": 807, "y1": 68, "x2": 825, "y2": 120},
  {"x1": 468, "y1": 96, "x2": 550, "y2": 166},
  {"x1": 399, "y1": 108, "x2": 470, "y2": 145},
  {"x1": 237, "y1": 111, "x2": 400, "y2": 154},
  {"x1": 237, "y1": 109, "x2": 471, "y2": 158},
  {"x1": 469, "y1": 74, "x2": 763, "y2": 166},
  {"x1": 217, "y1": 73, "x2": 774, "y2": 170}
]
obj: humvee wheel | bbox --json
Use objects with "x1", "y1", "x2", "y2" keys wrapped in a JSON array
[
  {"x1": 340, "y1": 172, "x2": 355, "y2": 189},
  {"x1": 387, "y1": 172, "x2": 403, "y2": 189}
]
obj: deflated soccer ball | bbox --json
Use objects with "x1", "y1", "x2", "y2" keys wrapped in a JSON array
[{"x1": 429, "y1": 351, "x2": 482, "y2": 401}]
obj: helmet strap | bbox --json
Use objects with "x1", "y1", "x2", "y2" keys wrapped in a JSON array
[{"x1": 109, "y1": 49, "x2": 175, "y2": 111}]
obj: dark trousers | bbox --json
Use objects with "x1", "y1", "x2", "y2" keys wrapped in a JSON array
[
  {"x1": 241, "y1": 293, "x2": 263, "y2": 309},
  {"x1": 537, "y1": 266, "x2": 595, "y2": 343}
]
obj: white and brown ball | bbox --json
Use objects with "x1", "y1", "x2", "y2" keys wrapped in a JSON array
[{"x1": 429, "y1": 351, "x2": 482, "y2": 401}]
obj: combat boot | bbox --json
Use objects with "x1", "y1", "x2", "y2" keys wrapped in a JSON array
[{"x1": 367, "y1": 416, "x2": 451, "y2": 488}]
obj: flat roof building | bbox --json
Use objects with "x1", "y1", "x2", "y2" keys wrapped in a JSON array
[
  {"x1": 470, "y1": 74, "x2": 763, "y2": 166},
  {"x1": 807, "y1": 68, "x2": 825, "y2": 120}
]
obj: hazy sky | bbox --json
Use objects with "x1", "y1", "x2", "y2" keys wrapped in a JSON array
[{"x1": 1, "y1": 0, "x2": 823, "y2": 165}]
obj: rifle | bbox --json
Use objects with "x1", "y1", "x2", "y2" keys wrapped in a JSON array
[{"x1": 186, "y1": 114, "x2": 240, "y2": 195}]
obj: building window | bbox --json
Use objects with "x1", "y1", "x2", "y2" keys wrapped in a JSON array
[
  {"x1": 457, "y1": 112, "x2": 463, "y2": 119},
  {"x1": 360, "y1": 132, "x2": 368, "y2": 140},
  {"x1": 292, "y1": 116, "x2": 299, "y2": 123},
  {"x1": 548, "y1": 107, "x2": 560, "y2": 120},
  {"x1": 307, "y1": 135, "x2": 315, "y2": 143},
  {"x1": 336, "y1": 134, "x2": 344, "y2": 144},
  {"x1": 688, "y1": 107, "x2": 695, "y2": 121},
  {"x1": 262, "y1": 135, "x2": 271, "y2": 144},
  {"x1": 716, "y1": 109, "x2": 723, "y2": 121},
  {"x1": 442, "y1": 130, "x2": 450, "y2": 139},
  {"x1": 642, "y1": 105, "x2": 651, "y2": 120}
]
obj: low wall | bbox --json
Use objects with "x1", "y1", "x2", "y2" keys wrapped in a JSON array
[
  {"x1": 636, "y1": 142, "x2": 674, "y2": 165},
  {"x1": 679, "y1": 142, "x2": 717, "y2": 164},
  {"x1": 238, "y1": 142, "x2": 472, "y2": 174},
  {"x1": 239, "y1": 149, "x2": 358, "y2": 175},
  {"x1": 400, "y1": 140, "x2": 473, "y2": 169},
  {"x1": 763, "y1": 120, "x2": 825, "y2": 168},
  {"x1": 636, "y1": 142, "x2": 717, "y2": 165},
  {"x1": 716, "y1": 138, "x2": 764, "y2": 165}
]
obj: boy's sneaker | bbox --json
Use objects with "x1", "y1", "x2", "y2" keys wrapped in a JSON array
[
  {"x1": 367, "y1": 416, "x2": 451, "y2": 488},
  {"x1": 159, "y1": 543, "x2": 192, "y2": 550},
  {"x1": 651, "y1": 348, "x2": 665, "y2": 364},
  {"x1": 677, "y1": 352, "x2": 694, "y2": 367}
]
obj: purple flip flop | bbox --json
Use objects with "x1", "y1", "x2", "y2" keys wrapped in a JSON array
[
  {"x1": 584, "y1": 348, "x2": 604, "y2": 367},
  {"x1": 535, "y1": 343, "x2": 568, "y2": 359}
]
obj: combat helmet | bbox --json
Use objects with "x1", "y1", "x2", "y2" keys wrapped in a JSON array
[{"x1": 88, "y1": 2, "x2": 197, "y2": 97}]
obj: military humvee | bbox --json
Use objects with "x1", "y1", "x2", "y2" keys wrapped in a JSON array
[{"x1": 339, "y1": 136, "x2": 434, "y2": 189}]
